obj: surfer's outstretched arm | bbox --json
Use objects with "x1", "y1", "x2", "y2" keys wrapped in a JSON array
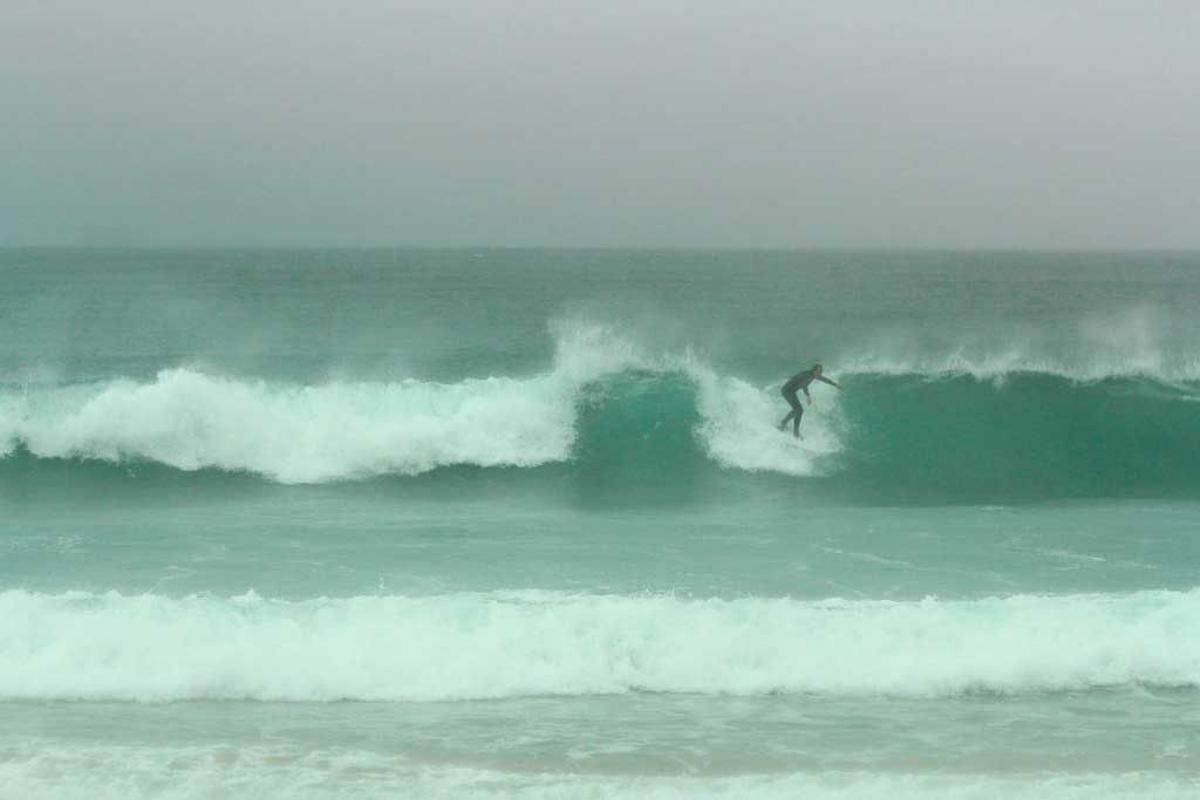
[{"x1": 817, "y1": 375, "x2": 842, "y2": 390}]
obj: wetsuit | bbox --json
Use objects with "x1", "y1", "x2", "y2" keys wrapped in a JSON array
[{"x1": 778, "y1": 369, "x2": 838, "y2": 437}]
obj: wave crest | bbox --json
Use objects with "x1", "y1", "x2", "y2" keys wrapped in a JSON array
[
  {"x1": 0, "y1": 325, "x2": 834, "y2": 482},
  {"x1": 1, "y1": 368, "x2": 576, "y2": 482},
  {"x1": 5, "y1": 321, "x2": 1200, "y2": 490}
]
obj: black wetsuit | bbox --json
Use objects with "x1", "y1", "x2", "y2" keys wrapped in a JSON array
[{"x1": 779, "y1": 369, "x2": 837, "y2": 437}]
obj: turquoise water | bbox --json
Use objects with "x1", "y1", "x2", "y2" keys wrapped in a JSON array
[{"x1": 2, "y1": 249, "x2": 1199, "y2": 798}]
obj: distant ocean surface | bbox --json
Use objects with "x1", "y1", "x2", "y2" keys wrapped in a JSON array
[{"x1": 2, "y1": 248, "x2": 1199, "y2": 799}]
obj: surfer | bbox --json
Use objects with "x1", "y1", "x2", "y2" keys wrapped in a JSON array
[{"x1": 778, "y1": 363, "x2": 841, "y2": 438}]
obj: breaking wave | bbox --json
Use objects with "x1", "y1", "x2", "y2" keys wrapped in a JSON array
[
  {"x1": 1, "y1": 588, "x2": 1197, "y2": 702},
  {"x1": 0, "y1": 325, "x2": 839, "y2": 483},
  {"x1": 3, "y1": 323, "x2": 1200, "y2": 496}
]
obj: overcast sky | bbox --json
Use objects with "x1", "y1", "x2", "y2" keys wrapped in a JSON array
[{"x1": 3, "y1": 1, "x2": 1198, "y2": 248}]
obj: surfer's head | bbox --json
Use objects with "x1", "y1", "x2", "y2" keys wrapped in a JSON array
[{"x1": 813, "y1": 362, "x2": 823, "y2": 375}]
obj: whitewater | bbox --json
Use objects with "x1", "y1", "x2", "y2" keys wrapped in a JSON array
[
  {"x1": 3, "y1": 588, "x2": 1199, "y2": 702},
  {"x1": 5, "y1": 322, "x2": 1199, "y2": 488},
  {"x1": 0, "y1": 324, "x2": 852, "y2": 481},
  {"x1": 3, "y1": 248, "x2": 1200, "y2": 799}
]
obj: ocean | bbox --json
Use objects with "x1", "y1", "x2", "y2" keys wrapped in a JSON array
[{"x1": 2, "y1": 248, "x2": 1198, "y2": 798}]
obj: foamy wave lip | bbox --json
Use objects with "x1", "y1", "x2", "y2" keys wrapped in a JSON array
[
  {"x1": 1, "y1": 323, "x2": 843, "y2": 481},
  {"x1": 1, "y1": 588, "x2": 1197, "y2": 703},
  {"x1": 0, "y1": 322, "x2": 676, "y2": 482},
  {"x1": 1, "y1": 369, "x2": 579, "y2": 482},
  {"x1": 0, "y1": 321, "x2": 667, "y2": 482},
  {"x1": 1, "y1": 323, "x2": 645, "y2": 482}
]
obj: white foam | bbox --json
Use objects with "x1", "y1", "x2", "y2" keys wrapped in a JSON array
[
  {"x1": 554, "y1": 322, "x2": 844, "y2": 476},
  {"x1": 1, "y1": 746, "x2": 1194, "y2": 800},
  {"x1": 1, "y1": 588, "x2": 1197, "y2": 703},
  {"x1": 692, "y1": 369, "x2": 841, "y2": 476},
  {"x1": 4, "y1": 315, "x2": 1194, "y2": 482},
  {"x1": 0, "y1": 324, "x2": 660, "y2": 482},
  {"x1": 0, "y1": 368, "x2": 579, "y2": 482},
  {"x1": 0, "y1": 323, "x2": 846, "y2": 481}
]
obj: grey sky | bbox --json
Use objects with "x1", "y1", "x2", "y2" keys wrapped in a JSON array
[{"x1": 3, "y1": 1, "x2": 1198, "y2": 247}]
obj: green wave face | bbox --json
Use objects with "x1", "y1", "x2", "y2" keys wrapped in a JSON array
[
  {"x1": 568, "y1": 370, "x2": 708, "y2": 506},
  {"x1": 835, "y1": 374, "x2": 1200, "y2": 499}
]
